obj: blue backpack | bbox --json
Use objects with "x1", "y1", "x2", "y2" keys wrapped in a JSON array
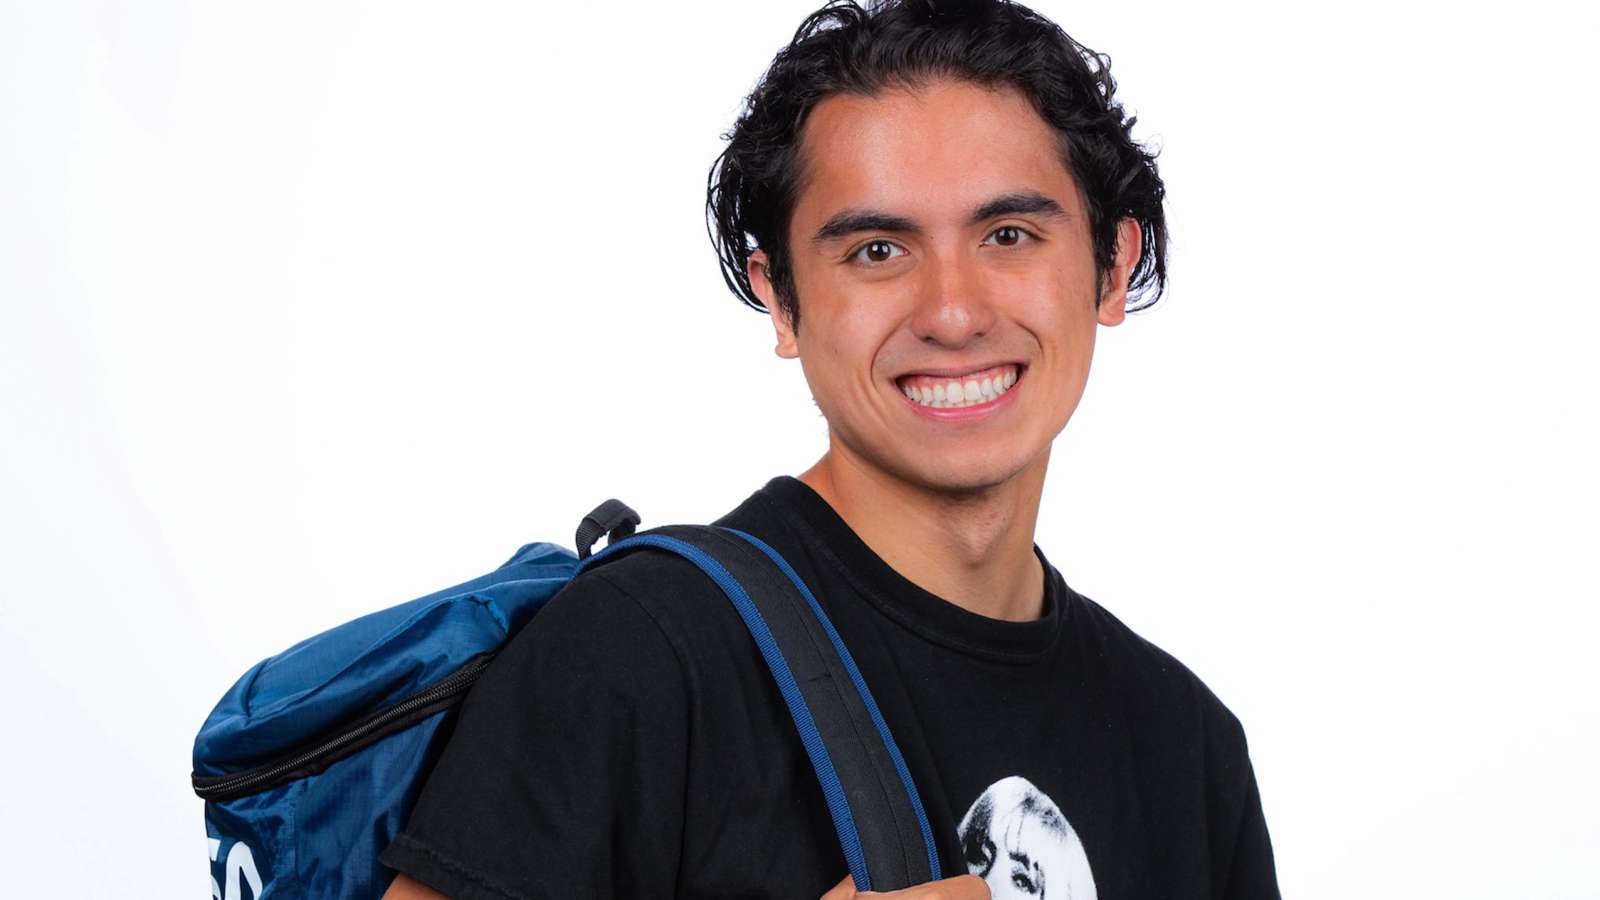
[{"x1": 192, "y1": 500, "x2": 941, "y2": 898}]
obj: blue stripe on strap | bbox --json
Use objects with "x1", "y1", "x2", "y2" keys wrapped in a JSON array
[
  {"x1": 576, "y1": 533, "x2": 875, "y2": 891},
  {"x1": 721, "y1": 527, "x2": 943, "y2": 881}
]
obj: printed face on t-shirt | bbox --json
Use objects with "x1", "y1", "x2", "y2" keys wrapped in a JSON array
[{"x1": 957, "y1": 775, "x2": 1097, "y2": 899}]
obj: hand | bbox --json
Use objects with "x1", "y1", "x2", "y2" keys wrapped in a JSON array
[{"x1": 820, "y1": 873, "x2": 991, "y2": 899}]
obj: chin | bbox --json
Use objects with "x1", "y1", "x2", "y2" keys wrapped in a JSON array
[{"x1": 889, "y1": 452, "x2": 1032, "y2": 497}]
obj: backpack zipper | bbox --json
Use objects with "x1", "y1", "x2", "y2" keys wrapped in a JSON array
[{"x1": 192, "y1": 653, "x2": 495, "y2": 802}]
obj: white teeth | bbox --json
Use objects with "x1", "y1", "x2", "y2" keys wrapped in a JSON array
[{"x1": 901, "y1": 366, "x2": 1021, "y2": 409}]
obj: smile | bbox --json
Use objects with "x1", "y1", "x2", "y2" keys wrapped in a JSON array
[{"x1": 895, "y1": 363, "x2": 1023, "y2": 410}]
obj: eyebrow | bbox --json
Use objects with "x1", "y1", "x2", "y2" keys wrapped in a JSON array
[{"x1": 809, "y1": 190, "x2": 1069, "y2": 246}]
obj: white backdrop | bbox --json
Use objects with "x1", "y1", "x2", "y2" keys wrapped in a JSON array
[{"x1": 3, "y1": 1, "x2": 1597, "y2": 895}]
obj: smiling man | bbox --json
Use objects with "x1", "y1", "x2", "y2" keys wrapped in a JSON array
[{"x1": 381, "y1": 2, "x2": 1279, "y2": 898}]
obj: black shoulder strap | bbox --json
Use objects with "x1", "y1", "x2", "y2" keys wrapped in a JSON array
[{"x1": 575, "y1": 522, "x2": 941, "y2": 892}]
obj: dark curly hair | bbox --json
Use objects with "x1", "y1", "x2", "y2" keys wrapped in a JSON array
[{"x1": 706, "y1": 0, "x2": 1168, "y2": 332}]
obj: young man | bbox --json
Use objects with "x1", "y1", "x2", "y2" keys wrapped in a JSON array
[{"x1": 383, "y1": 1, "x2": 1279, "y2": 897}]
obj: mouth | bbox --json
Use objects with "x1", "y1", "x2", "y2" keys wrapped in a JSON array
[{"x1": 894, "y1": 362, "x2": 1025, "y2": 410}]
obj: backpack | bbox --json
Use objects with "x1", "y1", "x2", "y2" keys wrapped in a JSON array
[{"x1": 192, "y1": 500, "x2": 941, "y2": 898}]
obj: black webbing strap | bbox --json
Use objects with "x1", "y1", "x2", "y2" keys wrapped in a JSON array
[
  {"x1": 574, "y1": 498, "x2": 640, "y2": 560},
  {"x1": 577, "y1": 523, "x2": 939, "y2": 891}
]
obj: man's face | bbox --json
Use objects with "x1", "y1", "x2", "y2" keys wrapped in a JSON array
[{"x1": 750, "y1": 78, "x2": 1137, "y2": 495}]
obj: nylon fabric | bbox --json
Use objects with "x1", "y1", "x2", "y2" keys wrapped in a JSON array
[
  {"x1": 193, "y1": 541, "x2": 579, "y2": 898},
  {"x1": 194, "y1": 543, "x2": 578, "y2": 774}
]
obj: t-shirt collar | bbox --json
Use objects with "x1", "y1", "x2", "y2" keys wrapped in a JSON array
[{"x1": 740, "y1": 475, "x2": 1068, "y2": 663}]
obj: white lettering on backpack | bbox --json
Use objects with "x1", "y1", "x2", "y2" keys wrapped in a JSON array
[{"x1": 209, "y1": 837, "x2": 265, "y2": 900}]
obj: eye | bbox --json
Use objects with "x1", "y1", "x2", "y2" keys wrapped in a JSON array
[
  {"x1": 983, "y1": 225, "x2": 1036, "y2": 248},
  {"x1": 1011, "y1": 867, "x2": 1040, "y2": 894},
  {"x1": 849, "y1": 239, "x2": 907, "y2": 265}
]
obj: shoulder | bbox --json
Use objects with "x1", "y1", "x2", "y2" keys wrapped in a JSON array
[
  {"x1": 471, "y1": 551, "x2": 710, "y2": 703},
  {"x1": 517, "y1": 544, "x2": 756, "y2": 674},
  {"x1": 1068, "y1": 588, "x2": 1249, "y2": 748}
]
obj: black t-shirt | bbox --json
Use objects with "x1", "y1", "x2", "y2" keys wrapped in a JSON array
[{"x1": 382, "y1": 477, "x2": 1279, "y2": 899}]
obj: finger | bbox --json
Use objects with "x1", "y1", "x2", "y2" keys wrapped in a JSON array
[
  {"x1": 865, "y1": 874, "x2": 992, "y2": 899},
  {"x1": 820, "y1": 874, "x2": 857, "y2": 900}
]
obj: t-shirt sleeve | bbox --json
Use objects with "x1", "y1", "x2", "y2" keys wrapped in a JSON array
[
  {"x1": 1207, "y1": 708, "x2": 1281, "y2": 900},
  {"x1": 379, "y1": 569, "x2": 689, "y2": 899},
  {"x1": 1222, "y1": 755, "x2": 1280, "y2": 900}
]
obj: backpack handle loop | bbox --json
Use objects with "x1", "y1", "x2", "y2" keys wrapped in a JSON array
[{"x1": 575, "y1": 498, "x2": 641, "y2": 560}]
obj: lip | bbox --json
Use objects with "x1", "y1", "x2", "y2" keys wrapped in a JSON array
[
  {"x1": 894, "y1": 361, "x2": 1025, "y2": 381},
  {"x1": 895, "y1": 365, "x2": 1025, "y2": 422}
]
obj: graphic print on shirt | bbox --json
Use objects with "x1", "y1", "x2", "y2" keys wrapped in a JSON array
[{"x1": 957, "y1": 775, "x2": 1096, "y2": 899}]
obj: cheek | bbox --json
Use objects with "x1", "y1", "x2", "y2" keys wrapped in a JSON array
[
  {"x1": 794, "y1": 325, "x2": 858, "y2": 411},
  {"x1": 803, "y1": 296, "x2": 897, "y2": 377},
  {"x1": 1016, "y1": 292, "x2": 1095, "y2": 357}
]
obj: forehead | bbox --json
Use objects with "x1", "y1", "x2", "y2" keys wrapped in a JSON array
[{"x1": 791, "y1": 79, "x2": 1076, "y2": 228}]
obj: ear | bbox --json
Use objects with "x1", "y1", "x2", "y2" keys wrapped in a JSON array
[
  {"x1": 1096, "y1": 217, "x2": 1142, "y2": 327},
  {"x1": 748, "y1": 249, "x2": 799, "y2": 358}
]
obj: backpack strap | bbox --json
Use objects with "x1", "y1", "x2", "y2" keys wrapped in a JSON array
[{"x1": 575, "y1": 524, "x2": 941, "y2": 892}]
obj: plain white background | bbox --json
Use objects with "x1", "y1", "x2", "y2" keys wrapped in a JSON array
[{"x1": 3, "y1": 0, "x2": 1596, "y2": 895}]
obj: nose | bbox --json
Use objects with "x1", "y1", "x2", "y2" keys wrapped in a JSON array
[{"x1": 907, "y1": 248, "x2": 998, "y2": 349}]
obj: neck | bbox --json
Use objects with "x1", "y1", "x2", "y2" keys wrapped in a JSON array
[{"x1": 798, "y1": 438, "x2": 1049, "y2": 622}]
